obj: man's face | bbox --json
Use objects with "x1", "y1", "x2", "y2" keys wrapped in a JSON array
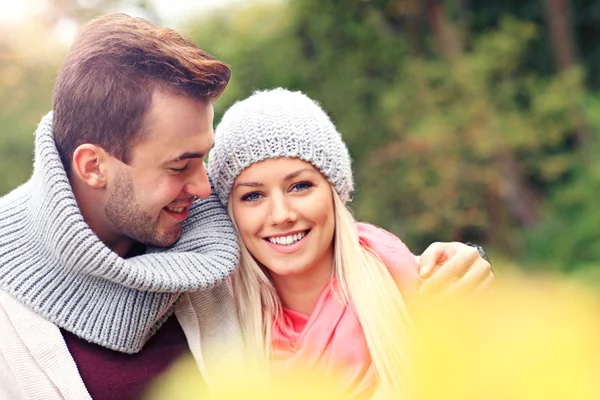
[{"x1": 104, "y1": 90, "x2": 215, "y2": 249}]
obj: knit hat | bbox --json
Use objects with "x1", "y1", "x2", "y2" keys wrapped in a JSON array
[{"x1": 209, "y1": 88, "x2": 354, "y2": 206}]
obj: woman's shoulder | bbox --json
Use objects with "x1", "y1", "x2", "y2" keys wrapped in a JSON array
[{"x1": 356, "y1": 222, "x2": 420, "y2": 299}]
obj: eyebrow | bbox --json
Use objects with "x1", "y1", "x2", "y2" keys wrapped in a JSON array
[
  {"x1": 233, "y1": 168, "x2": 317, "y2": 190},
  {"x1": 284, "y1": 168, "x2": 315, "y2": 181},
  {"x1": 163, "y1": 143, "x2": 215, "y2": 164},
  {"x1": 164, "y1": 152, "x2": 204, "y2": 164}
]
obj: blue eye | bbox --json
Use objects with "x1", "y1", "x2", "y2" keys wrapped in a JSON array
[
  {"x1": 241, "y1": 192, "x2": 262, "y2": 202},
  {"x1": 291, "y1": 181, "x2": 313, "y2": 192}
]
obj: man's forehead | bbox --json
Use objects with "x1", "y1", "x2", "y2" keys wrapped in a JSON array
[
  {"x1": 129, "y1": 128, "x2": 214, "y2": 164},
  {"x1": 142, "y1": 90, "x2": 213, "y2": 128},
  {"x1": 161, "y1": 138, "x2": 215, "y2": 162}
]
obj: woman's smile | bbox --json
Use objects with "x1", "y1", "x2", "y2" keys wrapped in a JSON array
[{"x1": 263, "y1": 229, "x2": 311, "y2": 254}]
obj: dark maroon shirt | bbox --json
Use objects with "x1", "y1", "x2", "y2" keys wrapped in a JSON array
[{"x1": 62, "y1": 314, "x2": 192, "y2": 399}]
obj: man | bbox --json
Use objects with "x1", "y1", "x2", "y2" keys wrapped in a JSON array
[{"x1": 0, "y1": 13, "x2": 491, "y2": 399}]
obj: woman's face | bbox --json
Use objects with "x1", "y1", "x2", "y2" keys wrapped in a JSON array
[{"x1": 230, "y1": 157, "x2": 335, "y2": 281}]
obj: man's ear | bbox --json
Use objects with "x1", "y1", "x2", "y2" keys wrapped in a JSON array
[{"x1": 71, "y1": 144, "x2": 109, "y2": 189}]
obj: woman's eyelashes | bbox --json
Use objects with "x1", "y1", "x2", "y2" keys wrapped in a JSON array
[
  {"x1": 240, "y1": 181, "x2": 315, "y2": 202},
  {"x1": 241, "y1": 192, "x2": 263, "y2": 202}
]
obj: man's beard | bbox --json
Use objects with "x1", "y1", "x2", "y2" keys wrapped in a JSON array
[{"x1": 105, "y1": 170, "x2": 181, "y2": 248}]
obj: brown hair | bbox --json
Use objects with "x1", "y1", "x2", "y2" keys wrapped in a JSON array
[{"x1": 52, "y1": 13, "x2": 231, "y2": 170}]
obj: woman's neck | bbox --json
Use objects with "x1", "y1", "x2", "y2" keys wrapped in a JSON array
[{"x1": 269, "y1": 250, "x2": 334, "y2": 316}]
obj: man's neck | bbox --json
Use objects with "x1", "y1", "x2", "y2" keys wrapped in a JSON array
[{"x1": 124, "y1": 241, "x2": 146, "y2": 258}]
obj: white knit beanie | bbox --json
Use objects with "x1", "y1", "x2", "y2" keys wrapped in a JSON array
[{"x1": 208, "y1": 88, "x2": 354, "y2": 205}]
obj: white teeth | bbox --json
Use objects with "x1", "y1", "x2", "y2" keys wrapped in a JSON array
[
  {"x1": 167, "y1": 207, "x2": 184, "y2": 213},
  {"x1": 267, "y1": 231, "x2": 307, "y2": 246}
]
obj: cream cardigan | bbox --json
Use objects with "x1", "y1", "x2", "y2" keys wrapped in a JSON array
[{"x1": 0, "y1": 280, "x2": 244, "y2": 399}]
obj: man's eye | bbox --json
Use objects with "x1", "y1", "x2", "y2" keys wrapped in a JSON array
[
  {"x1": 291, "y1": 181, "x2": 313, "y2": 192},
  {"x1": 170, "y1": 165, "x2": 189, "y2": 173},
  {"x1": 241, "y1": 192, "x2": 262, "y2": 202}
]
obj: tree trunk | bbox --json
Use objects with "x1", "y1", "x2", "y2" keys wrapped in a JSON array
[
  {"x1": 496, "y1": 150, "x2": 540, "y2": 227},
  {"x1": 543, "y1": 0, "x2": 577, "y2": 69},
  {"x1": 543, "y1": 0, "x2": 592, "y2": 158},
  {"x1": 424, "y1": 0, "x2": 462, "y2": 59},
  {"x1": 396, "y1": 0, "x2": 425, "y2": 56},
  {"x1": 424, "y1": 0, "x2": 541, "y2": 227}
]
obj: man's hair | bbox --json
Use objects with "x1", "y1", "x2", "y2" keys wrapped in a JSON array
[{"x1": 52, "y1": 13, "x2": 231, "y2": 170}]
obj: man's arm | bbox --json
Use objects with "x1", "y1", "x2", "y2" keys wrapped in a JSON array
[
  {"x1": 417, "y1": 242, "x2": 494, "y2": 298},
  {"x1": 356, "y1": 223, "x2": 492, "y2": 300}
]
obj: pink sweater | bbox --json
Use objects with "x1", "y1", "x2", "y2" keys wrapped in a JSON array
[{"x1": 270, "y1": 223, "x2": 419, "y2": 398}]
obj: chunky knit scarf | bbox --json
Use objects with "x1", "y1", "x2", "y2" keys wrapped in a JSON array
[{"x1": 0, "y1": 113, "x2": 239, "y2": 354}]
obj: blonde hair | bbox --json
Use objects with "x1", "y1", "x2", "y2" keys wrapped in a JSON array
[{"x1": 229, "y1": 188, "x2": 413, "y2": 397}]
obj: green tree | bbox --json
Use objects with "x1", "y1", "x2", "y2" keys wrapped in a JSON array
[{"x1": 184, "y1": 0, "x2": 597, "y2": 270}]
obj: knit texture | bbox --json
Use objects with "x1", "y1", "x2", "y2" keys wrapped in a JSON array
[
  {"x1": 208, "y1": 88, "x2": 354, "y2": 206},
  {"x1": 0, "y1": 112, "x2": 240, "y2": 354}
]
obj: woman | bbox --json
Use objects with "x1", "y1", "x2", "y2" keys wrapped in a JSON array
[{"x1": 208, "y1": 88, "x2": 475, "y2": 398}]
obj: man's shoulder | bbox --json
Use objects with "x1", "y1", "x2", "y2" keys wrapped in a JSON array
[
  {"x1": 0, "y1": 181, "x2": 32, "y2": 247},
  {"x1": 0, "y1": 350, "x2": 27, "y2": 399},
  {"x1": 0, "y1": 291, "x2": 91, "y2": 399},
  {"x1": 0, "y1": 180, "x2": 31, "y2": 205},
  {"x1": 0, "y1": 290, "x2": 59, "y2": 343},
  {"x1": 0, "y1": 291, "x2": 43, "y2": 399}
]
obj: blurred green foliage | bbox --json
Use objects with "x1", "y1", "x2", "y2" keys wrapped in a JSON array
[
  {"x1": 1, "y1": 0, "x2": 599, "y2": 274},
  {"x1": 0, "y1": 52, "x2": 58, "y2": 193}
]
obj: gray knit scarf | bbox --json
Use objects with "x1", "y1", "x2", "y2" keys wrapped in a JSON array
[{"x1": 0, "y1": 113, "x2": 239, "y2": 354}]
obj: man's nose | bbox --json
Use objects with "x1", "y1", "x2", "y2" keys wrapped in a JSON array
[{"x1": 184, "y1": 164, "x2": 211, "y2": 199}]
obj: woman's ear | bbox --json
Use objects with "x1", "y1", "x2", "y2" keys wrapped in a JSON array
[{"x1": 71, "y1": 144, "x2": 109, "y2": 189}]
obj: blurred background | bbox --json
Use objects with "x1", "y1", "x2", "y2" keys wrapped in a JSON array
[{"x1": 1, "y1": 0, "x2": 599, "y2": 279}]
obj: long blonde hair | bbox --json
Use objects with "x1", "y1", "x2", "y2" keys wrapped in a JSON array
[{"x1": 229, "y1": 187, "x2": 414, "y2": 396}]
